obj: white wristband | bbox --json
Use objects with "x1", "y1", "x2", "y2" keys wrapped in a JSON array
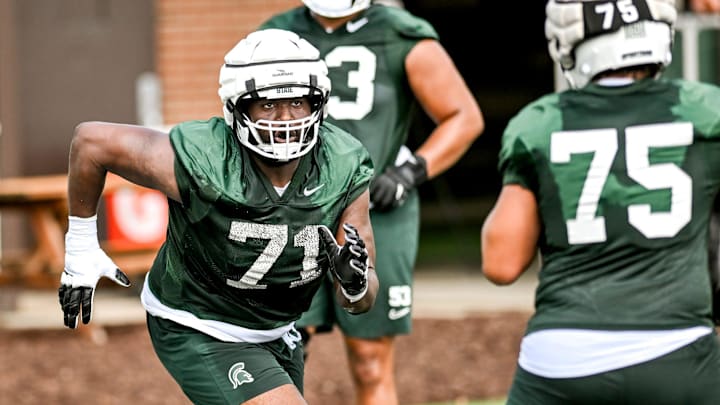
[
  {"x1": 65, "y1": 215, "x2": 100, "y2": 253},
  {"x1": 341, "y1": 278, "x2": 369, "y2": 303}
]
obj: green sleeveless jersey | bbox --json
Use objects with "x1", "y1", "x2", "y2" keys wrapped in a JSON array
[
  {"x1": 260, "y1": 4, "x2": 438, "y2": 172},
  {"x1": 500, "y1": 78, "x2": 720, "y2": 333},
  {"x1": 147, "y1": 117, "x2": 373, "y2": 330}
]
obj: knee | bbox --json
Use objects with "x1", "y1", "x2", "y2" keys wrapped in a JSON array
[{"x1": 346, "y1": 339, "x2": 393, "y2": 387}]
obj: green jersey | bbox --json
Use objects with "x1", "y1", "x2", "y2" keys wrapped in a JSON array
[
  {"x1": 260, "y1": 4, "x2": 438, "y2": 173},
  {"x1": 500, "y1": 78, "x2": 720, "y2": 333},
  {"x1": 146, "y1": 117, "x2": 373, "y2": 330}
]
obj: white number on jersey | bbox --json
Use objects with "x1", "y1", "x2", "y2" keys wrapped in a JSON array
[
  {"x1": 226, "y1": 223, "x2": 322, "y2": 289},
  {"x1": 324, "y1": 45, "x2": 376, "y2": 120},
  {"x1": 550, "y1": 122, "x2": 693, "y2": 244}
]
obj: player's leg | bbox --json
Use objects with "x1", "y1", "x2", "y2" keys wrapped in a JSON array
[
  {"x1": 147, "y1": 314, "x2": 307, "y2": 404},
  {"x1": 345, "y1": 335, "x2": 397, "y2": 405},
  {"x1": 244, "y1": 384, "x2": 307, "y2": 404},
  {"x1": 336, "y1": 193, "x2": 420, "y2": 405}
]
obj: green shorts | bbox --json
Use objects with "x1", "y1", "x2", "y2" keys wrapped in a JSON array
[
  {"x1": 146, "y1": 314, "x2": 305, "y2": 404},
  {"x1": 297, "y1": 192, "x2": 420, "y2": 339},
  {"x1": 507, "y1": 332, "x2": 720, "y2": 405}
]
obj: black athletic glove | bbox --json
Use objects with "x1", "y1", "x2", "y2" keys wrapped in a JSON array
[
  {"x1": 370, "y1": 154, "x2": 427, "y2": 212},
  {"x1": 317, "y1": 223, "x2": 369, "y2": 301}
]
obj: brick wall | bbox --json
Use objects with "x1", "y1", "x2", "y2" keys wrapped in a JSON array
[{"x1": 155, "y1": 0, "x2": 300, "y2": 125}]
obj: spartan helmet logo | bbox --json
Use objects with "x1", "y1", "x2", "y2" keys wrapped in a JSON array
[{"x1": 228, "y1": 362, "x2": 254, "y2": 389}]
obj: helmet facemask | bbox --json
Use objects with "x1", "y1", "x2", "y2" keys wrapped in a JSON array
[{"x1": 227, "y1": 86, "x2": 327, "y2": 162}]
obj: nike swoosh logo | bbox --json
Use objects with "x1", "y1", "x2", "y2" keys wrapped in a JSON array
[
  {"x1": 303, "y1": 184, "x2": 325, "y2": 196},
  {"x1": 346, "y1": 17, "x2": 369, "y2": 33},
  {"x1": 388, "y1": 307, "x2": 411, "y2": 320}
]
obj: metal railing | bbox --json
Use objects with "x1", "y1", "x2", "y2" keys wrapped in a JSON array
[{"x1": 676, "y1": 12, "x2": 720, "y2": 82}]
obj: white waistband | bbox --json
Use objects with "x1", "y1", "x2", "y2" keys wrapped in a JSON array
[
  {"x1": 140, "y1": 275, "x2": 297, "y2": 346},
  {"x1": 519, "y1": 326, "x2": 712, "y2": 378}
]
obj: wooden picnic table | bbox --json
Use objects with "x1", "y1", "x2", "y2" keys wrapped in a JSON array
[
  {"x1": 0, "y1": 173, "x2": 158, "y2": 287},
  {"x1": 0, "y1": 173, "x2": 161, "y2": 343}
]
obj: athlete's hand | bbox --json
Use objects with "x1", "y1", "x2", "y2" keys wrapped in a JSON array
[
  {"x1": 318, "y1": 223, "x2": 369, "y2": 302},
  {"x1": 370, "y1": 154, "x2": 427, "y2": 211},
  {"x1": 58, "y1": 216, "x2": 130, "y2": 329}
]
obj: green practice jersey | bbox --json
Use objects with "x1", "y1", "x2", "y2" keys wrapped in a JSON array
[
  {"x1": 146, "y1": 117, "x2": 373, "y2": 330},
  {"x1": 260, "y1": 4, "x2": 438, "y2": 173},
  {"x1": 500, "y1": 78, "x2": 720, "y2": 333}
]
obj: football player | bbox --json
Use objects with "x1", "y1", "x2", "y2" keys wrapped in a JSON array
[
  {"x1": 481, "y1": 0, "x2": 720, "y2": 403},
  {"x1": 58, "y1": 29, "x2": 378, "y2": 405},
  {"x1": 260, "y1": 1, "x2": 484, "y2": 404}
]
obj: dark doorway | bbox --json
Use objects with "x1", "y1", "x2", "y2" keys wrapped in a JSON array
[{"x1": 405, "y1": 0, "x2": 553, "y2": 203}]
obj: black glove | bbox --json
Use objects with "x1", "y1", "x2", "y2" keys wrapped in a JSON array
[
  {"x1": 318, "y1": 223, "x2": 369, "y2": 300},
  {"x1": 370, "y1": 154, "x2": 427, "y2": 211}
]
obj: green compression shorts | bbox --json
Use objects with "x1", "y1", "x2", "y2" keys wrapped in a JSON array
[
  {"x1": 146, "y1": 314, "x2": 305, "y2": 404},
  {"x1": 297, "y1": 191, "x2": 420, "y2": 338}
]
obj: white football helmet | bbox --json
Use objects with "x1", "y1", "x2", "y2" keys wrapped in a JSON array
[
  {"x1": 302, "y1": 0, "x2": 371, "y2": 18},
  {"x1": 218, "y1": 29, "x2": 331, "y2": 161},
  {"x1": 545, "y1": 0, "x2": 676, "y2": 89}
]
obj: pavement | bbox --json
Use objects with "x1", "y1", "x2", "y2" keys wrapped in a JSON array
[
  {"x1": 0, "y1": 267, "x2": 538, "y2": 331},
  {"x1": 412, "y1": 267, "x2": 537, "y2": 319}
]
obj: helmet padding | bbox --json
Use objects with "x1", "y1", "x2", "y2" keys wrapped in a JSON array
[{"x1": 545, "y1": 0, "x2": 677, "y2": 88}]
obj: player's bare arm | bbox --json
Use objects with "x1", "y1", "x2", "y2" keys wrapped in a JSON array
[
  {"x1": 481, "y1": 184, "x2": 541, "y2": 285},
  {"x1": 62, "y1": 122, "x2": 179, "y2": 329},
  {"x1": 405, "y1": 39, "x2": 484, "y2": 179},
  {"x1": 68, "y1": 121, "x2": 180, "y2": 217}
]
